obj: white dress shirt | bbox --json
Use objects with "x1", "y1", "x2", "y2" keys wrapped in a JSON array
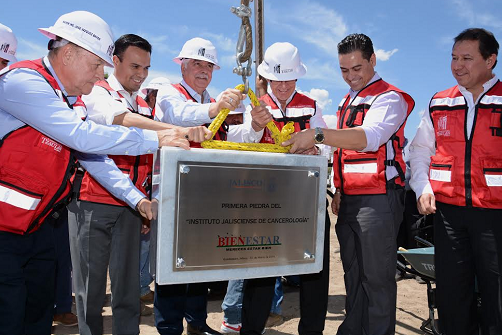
[
  {"x1": 409, "y1": 75, "x2": 499, "y2": 199},
  {"x1": 342, "y1": 73, "x2": 409, "y2": 181}
]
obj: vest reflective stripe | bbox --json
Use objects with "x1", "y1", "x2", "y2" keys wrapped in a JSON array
[
  {"x1": 0, "y1": 59, "x2": 74, "y2": 234},
  {"x1": 333, "y1": 79, "x2": 414, "y2": 195},
  {"x1": 170, "y1": 83, "x2": 223, "y2": 147},
  {"x1": 78, "y1": 80, "x2": 152, "y2": 206},
  {"x1": 0, "y1": 184, "x2": 41, "y2": 210},
  {"x1": 428, "y1": 81, "x2": 502, "y2": 208},
  {"x1": 259, "y1": 92, "x2": 316, "y2": 144},
  {"x1": 344, "y1": 162, "x2": 378, "y2": 174}
]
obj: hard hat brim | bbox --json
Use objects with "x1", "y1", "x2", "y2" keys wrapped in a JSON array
[
  {"x1": 38, "y1": 27, "x2": 114, "y2": 68},
  {"x1": 173, "y1": 56, "x2": 220, "y2": 70},
  {"x1": 257, "y1": 62, "x2": 307, "y2": 81},
  {"x1": 1, "y1": 53, "x2": 17, "y2": 63}
]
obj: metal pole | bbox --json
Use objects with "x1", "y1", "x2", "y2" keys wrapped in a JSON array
[{"x1": 254, "y1": 0, "x2": 265, "y2": 97}]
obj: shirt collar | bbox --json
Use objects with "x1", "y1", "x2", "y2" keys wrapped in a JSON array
[
  {"x1": 458, "y1": 75, "x2": 498, "y2": 102},
  {"x1": 181, "y1": 79, "x2": 212, "y2": 103},
  {"x1": 43, "y1": 56, "x2": 77, "y2": 105},
  {"x1": 107, "y1": 73, "x2": 138, "y2": 101},
  {"x1": 349, "y1": 72, "x2": 381, "y2": 98}
]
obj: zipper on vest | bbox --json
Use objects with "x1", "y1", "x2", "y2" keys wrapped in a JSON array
[
  {"x1": 132, "y1": 156, "x2": 140, "y2": 185},
  {"x1": 345, "y1": 157, "x2": 377, "y2": 163},
  {"x1": 431, "y1": 163, "x2": 452, "y2": 169},
  {"x1": 464, "y1": 104, "x2": 476, "y2": 207}
]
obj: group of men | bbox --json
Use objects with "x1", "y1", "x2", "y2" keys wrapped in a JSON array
[{"x1": 0, "y1": 9, "x2": 500, "y2": 335}]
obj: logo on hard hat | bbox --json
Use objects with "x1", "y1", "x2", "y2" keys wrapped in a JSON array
[
  {"x1": 0, "y1": 43, "x2": 11, "y2": 54},
  {"x1": 107, "y1": 44, "x2": 114, "y2": 58},
  {"x1": 274, "y1": 64, "x2": 281, "y2": 74},
  {"x1": 198, "y1": 48, "x2": 206, "y2": 56}
]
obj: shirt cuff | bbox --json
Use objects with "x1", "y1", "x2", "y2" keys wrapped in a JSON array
[
  {"x1": 359, "y1": 126, "x2": 376, "y2": 152},
  {"x1": 142, "y1": 129, "x2": 160, "y2": 151},
  {"x1": 415, "y1": 183, "x2": 434, "y2": 200},
  {"x1": 122, "y1": 187, "x2": 147, "y2": 209}
]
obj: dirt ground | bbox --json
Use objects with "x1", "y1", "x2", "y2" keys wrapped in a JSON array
[{"x1": 52, "y1": 207, "x2": 432, "y2": 335}]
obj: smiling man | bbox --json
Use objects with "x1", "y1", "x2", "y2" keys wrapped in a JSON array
[
  {"x1": 409, "y1": 28, "x2": 501, "y2": 335},
  {"x1": 282, "y1": 33, "x2": 414, "y2": 335},
  {"x1": 68, "y1": 34, "x2": 210, "y2": 335}
]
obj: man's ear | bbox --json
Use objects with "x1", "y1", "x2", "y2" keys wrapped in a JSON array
[
  {"x1": 370, "y1": 53, "x2": 376, "y2": 67},
  {"x1": 113, "y1": 54, "x2": 121, "y2": 67}
]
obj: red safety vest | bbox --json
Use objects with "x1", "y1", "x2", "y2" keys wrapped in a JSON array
[
  {"x1": 259, "y1": 92, "x2": 316, "y2": 144},
  {"x1": 333, "y1": 79, "x2": 414, "y2": 195},
  {"x1": 78, "y1": 80, "x2": 154, "y2": 206},
  {"x1": 171, "y1": 83, "x2": 226, "y2": 147},
  {"x1": 0, "y1": 59, "x2": 76, "y2": 234},
  {"x1": 428, "y1": 81, "x2": 502, "y2": 209}
]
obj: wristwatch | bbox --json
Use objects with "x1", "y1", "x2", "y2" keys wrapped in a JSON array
[{"x1": 314, "y1": 127, "x2": 325, "y2": 144}]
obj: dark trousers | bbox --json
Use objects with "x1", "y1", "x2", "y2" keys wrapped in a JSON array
[
  {"x1": 53, "y1": 210, "x2": 73, "y2": 314},
  {"x1": 240, "y1": 212, "x2": 331, "y2": 335},
  {"x1": 0, "y1": 219, "x2": 57, "y2": 335},
  {"x1": 335, "y1": 188, "x2": 404, "y2": 335},
  {"x1": 68, "y1": 200, "x2": 142, "y2": 335},
  {"x1": 434, "y1": 202, "x2": 502, "y2": 335},
  {"x1": 154, "y1": 282, "x2": 208, "y2": 335}
]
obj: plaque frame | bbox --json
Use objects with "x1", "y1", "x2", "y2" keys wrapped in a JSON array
[{"x1": 151, "y1": 147, "x2": 328, "y2": 284}]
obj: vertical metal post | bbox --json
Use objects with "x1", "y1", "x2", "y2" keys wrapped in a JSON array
[{"x1": 254, "y1": 0, "x2": 265, "y2": 97}]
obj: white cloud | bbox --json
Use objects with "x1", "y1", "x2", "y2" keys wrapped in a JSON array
[
  {"x1": 299, "y1": 88, "x2": 333, "y2": 111},
  {"x1": 375, "y1": 48, "x2": 398, "y2": 61},
  {"x1": 303, "y1": 59, "x2": 346, "y2": 88},
  {"x1": 450, "y1": 0, "x2": 502, "y2": 30},
  {"x1": 323, "y1": 114, "x2": 338, "y2": 129},
  {"x1": 16, "y1": 38, "x2": 47, "y2": 61},
  {"x1": 201, "y1": 32, "x2": 236, "y2": 53},
  {"x1": 267, "y1": 1, "x2": 348, "y2": 55}
]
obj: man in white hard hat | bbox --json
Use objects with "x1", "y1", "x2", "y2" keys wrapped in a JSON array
[
  {"x1": 283, "y1": 34, "x2": 414, "y2": 335},
  {"x1": 0, "y1": 11, "x2": 199, "y2": 334},
  {"x1": 0, "y1": 23, "x2": 17, "y2": 70},
  {"x1": 153, "y1": 37, "x2": 270, "y2": 335},
  {"x1": 234, "y1": 42, "x2": 331, "y2": 335}
]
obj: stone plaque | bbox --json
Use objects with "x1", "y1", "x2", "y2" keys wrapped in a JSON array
[{"x1": 150, "y1": 147, "x2": 327, "y2": 284}]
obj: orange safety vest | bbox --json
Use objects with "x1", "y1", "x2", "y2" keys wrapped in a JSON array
[
  {"x1": 428, "y1": 81, "x2": 502, "y2": 209},
  {"x1": 333, "y1": 79, "x2": 414, "y2": 195},
  {"x1": 259, "y1": 92, "x2": 316, "y2": 144},
  {"x1": 78, "y1": 80, "x2": 153, "y2": 206},
  {"x1": 171, "y1": 83, "x2": 226, "y2": 146},
  {"x1": 0, "y1": 59, "x2": 76, "y2": 234}
]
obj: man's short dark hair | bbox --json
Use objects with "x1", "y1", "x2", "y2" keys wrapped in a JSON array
[
  {"x1": 337, "y1": 33, "x2": 374, "y2": 61},
  {"x1": 114, "y1": 34, "x2": 152, "y2": 60},
  {"x1": 454, "y1": 28, "x2": 499, "y2": 69}
]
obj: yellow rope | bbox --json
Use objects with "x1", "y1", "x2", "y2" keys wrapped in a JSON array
[{"x1": 201, "y1": 84, "x2": 294, "y2": 152}]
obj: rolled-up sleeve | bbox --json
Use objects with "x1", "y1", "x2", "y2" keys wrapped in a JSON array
[
  {"x1": 156, "y1": 85, "x2": 212, "y2": 126},
  {"x1": 360, "y1": 91, "x2": 408, "y2": 152},
  {"x1": 81, "y1": 85, "x2": 129, "y2": 125}
]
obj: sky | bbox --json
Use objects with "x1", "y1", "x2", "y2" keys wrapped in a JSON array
[{"x1": 2, "y1": 0, "x2": 501, "y2": 140}]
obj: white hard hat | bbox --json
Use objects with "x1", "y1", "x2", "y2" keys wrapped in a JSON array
[
  {"x1": 141, "y1": 77, "x2": 172, "y2": 95},
  {"x1": 0, "y1": 23, "x2": 17, "y2": 63},
  {"x1": 258, "y1": 42, "x2": 307, "y2": 81},
  {"x1": 38, "y1": 11, "x2": 115, "y2": 67},
  {"x1": 173, "y1": 37, "x2": 220, "y2": 69}
]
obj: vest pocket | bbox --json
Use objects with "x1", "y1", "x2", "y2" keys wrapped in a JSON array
[
  {"x1": 0, "y1": 167, "x2": 48, "y2": 234},
  {"x1": 429, "y1": 155, "x2": 455, "y2": 198},
  {"x1": 481, "y1": 158, "x2": 502, "y2": 199},
  {"x1": 342, "y1": 153, "x2": 381, "y2": 190}
]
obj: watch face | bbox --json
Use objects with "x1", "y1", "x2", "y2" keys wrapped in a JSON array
[{"x1": 315, "y1": 130, "x2": 324, "y2": 143}]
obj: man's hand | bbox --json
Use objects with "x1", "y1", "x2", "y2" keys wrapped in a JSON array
[
  {"x1": 250, "y1": 105, "x2": 272, "y2": 131},
  {"x1": 282, "y1": 129, "x2": 315, "y2": 154},
  {"x1": 331, "y1": 192, "x2": 341, "y2": 215},
  {"x1": 417, "y1": 193, "x2": 436, "y2": 215},
  {"x1": 255, "y1": 75, "x2": 268, "y2": 98},
  {"x1": 137, "y1": 198, "x2": 154, "y2": 220},
  {"x1": 141, "y1": 217, "x2": 150, "y2": 234},
  {"x1": 209, "y1": 88, "x2": 246, "y2": 118},
  {"x1": 181, "y1": 126, "x2": 213, "y2": 143},
  {"x1": 156, "y1": 128, "x2": 190, "y2": 149}
]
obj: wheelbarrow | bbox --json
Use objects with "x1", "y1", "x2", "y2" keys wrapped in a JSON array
[{"x1": 398, "y1": 237, "x2": 441, "y2": 335}]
